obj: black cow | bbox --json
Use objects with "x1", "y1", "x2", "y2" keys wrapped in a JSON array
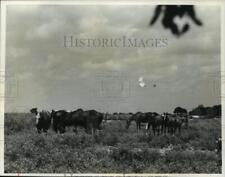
[
  {"x1": 163, "y1": 113, "x2": 186, "y2": 135},
  {"x1": 51, "y1": 109, "x2": 103, "y2": 134},
  {"x1": 30, "y1": 108, "x2": 51, "y2": 133},
  {"x1": 126, "y1": 112, "x2": 149, "y2": 131},
  {"x1": 51, "y1": 109, "x2": 68, "y2": 133},
  {"x1": 76, "y1": 109, "x2": 103, "y2": 134},
  {"x1": 147, "y1": 113, "x2": 164, "y2": 135},
  {"x1": 126, "y1": 112, "x2": 160, "y2": 134}
]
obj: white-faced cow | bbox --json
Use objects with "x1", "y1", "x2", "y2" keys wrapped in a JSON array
[{"x1": 30, "y1": 108, "x2": 51, "y2": 133}]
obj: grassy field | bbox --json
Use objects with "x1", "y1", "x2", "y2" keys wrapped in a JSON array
[{"x1": 4, "y1": 113, "x2": 221, "y2": 173}]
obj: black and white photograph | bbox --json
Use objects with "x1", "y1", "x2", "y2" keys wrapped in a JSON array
[{"x1": 1, "y1": 0, "x2": 224, "y2": 175}]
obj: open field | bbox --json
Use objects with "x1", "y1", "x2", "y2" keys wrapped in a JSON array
[{"x1": 5, "y1": 113, "x2": 221, "y2": 173}]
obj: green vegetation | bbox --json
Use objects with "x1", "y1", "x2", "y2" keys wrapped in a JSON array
[{"x1": 5, "y1": 113, "x2": 221, "y2": 173}]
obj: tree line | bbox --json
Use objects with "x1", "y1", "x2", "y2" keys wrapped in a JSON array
[{"x1": 174, "y1": 105, "x2": 221, "y2": 118}]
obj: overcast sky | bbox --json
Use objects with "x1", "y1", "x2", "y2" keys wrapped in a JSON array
[{"x1": 5, "y1": 5, "x2": 221, "y2": 113}]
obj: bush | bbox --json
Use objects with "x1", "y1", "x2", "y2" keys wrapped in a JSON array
[
  {"x1": 4, "y1": 113, "x2": 221, "y2": 173},
  {"x1": 5, "y1": 113, "x2": 34, "y2": 134}
]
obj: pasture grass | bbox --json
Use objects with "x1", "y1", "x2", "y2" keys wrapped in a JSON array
[{"x1": 4, "y1": 113, "x2": 221, "y2": 173}]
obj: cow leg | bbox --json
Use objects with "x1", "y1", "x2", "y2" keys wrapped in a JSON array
[
  {"x1": 145, "y1": 123, "x2": 149, "y2": 135},
  {"x1": 138, "y1": 123, "x2": 141, "y2": 132},
  {"x1": 97, "y1": 125, "x2": 102, "y2": 130},
  {"x1": 92, "y1": 128, "x2": 96, "y2": 136},
  {"x1": 147, "y1": 123, "x2": 151, "y2": 131},
  {"x1": 88, "y1": 124, "x2": 95, "y2": 135},
  {"x1": 136, "y1": 122, "x2": 139, "y2": 132},
  {"x1": 53, "y1": 126, "x2": 58, "y2": 133},
  {"x1": 150, "y1": 126, "x2": 153, "y2": 135},
  {"x1": 172, "y1": 126, "x2": 175, "y2": 135},
  {"x1": 73, "y1": 127, "x2": 78, "y2": 134},
  {"x1": 85, "y1": 126, "x2": 91, "y2": 134},
  {"x1": 59, "y1": 127, "x2": 62, "y2": 133},
  {"x1": 159, "y1": 125, "x2": 161, "y2": 134},
  {"x1": 174, "y1": 126, "x2": 177, "y2": 135},
  {"x1": 59, "y1": 126, "x2": 65, "y2": 134},
  {"x1": 152, "y1": 126, "x2": 155, "y2": 135},
  {"x1": 178, "y1": 125, "x2": 181, "y2": 134},
  {"x1": 173, "y1": 126, "x2": 176, "y2": 135},
  {"x1": 153, "y1": 126, "x2": 156, "y2": 136},
  {"x1": 150, "y1": 125, "x2": 153, "y2": 134},
  {"x1": 169, "y1": 126, "x2": 172, "y2": 135},
  {"x1": 155, "y1": 126, "x2": 157, "y2": 135},
  {"x1": 37, "y1": 128, "x2": 41, "y2": 134},
  {"x1": 145, "y1": 123, "x2": 149, "y2": 133},
  {"x1": 157, "y1": 127, "x2": 160, "y2": 136},
  {"x1": 160, "y1": 124, "x2": 163, "y2": 134},
  {"x1": 164, "y1": 125, "x2": 166, "y2": 134},
  {"x1": 171, "y1": 126, "x2": 173, "y2": 135}
]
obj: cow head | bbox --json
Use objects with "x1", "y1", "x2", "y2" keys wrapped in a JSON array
[
  {"x1": 76, "y1": 108, "x2": 83, "y2": 113},
  {"x1": 30, "y1": 108, "x2": 38, "y2": 115},
  {"x1": 126, "y1": 120, "x2": 130, "y2": 129},
  {"x1": 51, "y1": 109, "x2": 56, "y2": 117},
  {"x1": 152, "y1": 112, "x2": 158, "y2": 117},
  {"x1": 30, "y1": 108, "x2": 41, "y2": 125}
]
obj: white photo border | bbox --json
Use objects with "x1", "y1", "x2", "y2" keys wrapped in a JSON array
[{"x1": 0, "y1": 0, "x2": 224, "y2": 176}]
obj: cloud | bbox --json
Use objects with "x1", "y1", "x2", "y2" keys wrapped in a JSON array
[{"x1": 5, "y1": 5, "x2": 221, "y2": 113}]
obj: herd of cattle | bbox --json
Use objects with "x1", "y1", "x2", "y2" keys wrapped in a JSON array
[
  {"x1": 30, "y1": 108, "x2": 103, "y2": 134},
  {"x1": 30, "y1": 108, "x2": 188, "y2": 135},
  {"x1": 126, "y1": 112, "x2": 188, "y2": 135}
]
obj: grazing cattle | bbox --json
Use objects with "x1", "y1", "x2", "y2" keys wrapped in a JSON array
[
  {"x1": 145, "y1": 112, "x2": 166, "y2": 135},
  {"x1": 126, "y1": 112, "x2": 159, "y2": 134},
  {"x1": 150, "y1": 113, "x2": 164, "y2": 135},
  {"x1": 30, "y1": 108, "x2": 51, "y2": 133},
  {"x1": 78, "y1": 109, "x2": 104, "y2": 133},
  {"x1": 51, "y1": 109, "x2": 103, "y2": 134},
  {"x1": 126, "y1": 112, "x2": 149, "y2": 131},
  {"x1": 161, "y1": 113, "x2": 169, "y2": 134},
  {"x1": 127, "y1": 111, "x2": 186, "y2": 135},
  {"x1": 163, "y1": 113, "x2": 178, "y2": 134},
  {"x1": 162, "y1": 113, "x2": 175, "y2": 134},
  {"x1": 162, "y1": 113, "x2": 186, "y2": 135}
]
